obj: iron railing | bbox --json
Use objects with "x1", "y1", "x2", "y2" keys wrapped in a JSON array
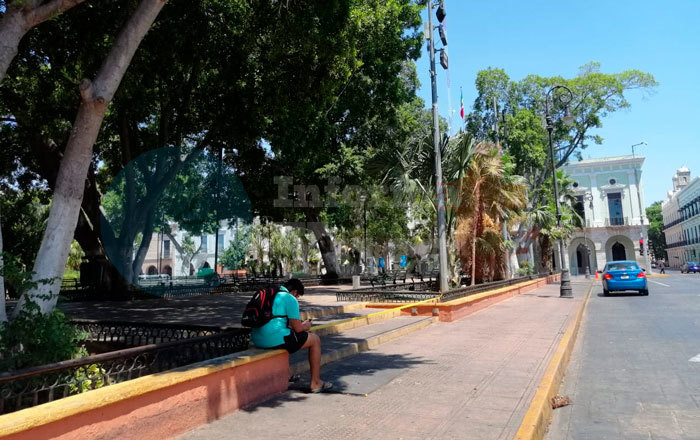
[
  {"x1": 71, "y1": 320, "x2": 234, "y2": 347},
  {"x1": 439, "y1": 273, "x2": 551, "y2": 302},
  {"x1": 336, "y1": 273, "x2": 553, "y2": 303},
  {"x1": 605, "y1": 217, "x2": 628, "y2": 226},
  {"x1": 0, "y1": 326, "x2": 250, "y2": 414}
]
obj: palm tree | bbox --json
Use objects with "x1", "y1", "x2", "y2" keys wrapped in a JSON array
[
  {"x1": 518, "y1": 170, "x2": 583, "y2": 273},
  {"x1": 457, "y1": 147, "x2": 527, "y2": 284},
  {"x1": 375, "y1": 131, "x2": 476, "y2": 284}
]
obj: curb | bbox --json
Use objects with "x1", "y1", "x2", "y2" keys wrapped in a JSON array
[
  {"x1": 513, "y1": 282, "x2": 594, "y2": 440},
  {"x1": 290, "y1": 316, "x2": 438, "y2": 375}
]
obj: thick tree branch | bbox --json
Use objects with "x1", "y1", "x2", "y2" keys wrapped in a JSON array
[{"x1": 26, "y1": 0, "x2": 87, "y2": 27}]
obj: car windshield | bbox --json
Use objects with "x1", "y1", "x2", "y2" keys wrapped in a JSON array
[
  {"x1": 687, "y1": 262, "x2": 698, "y2": 265},
  {"x1": 606, "y1": 263, "x2": 640, "y2": 271}
]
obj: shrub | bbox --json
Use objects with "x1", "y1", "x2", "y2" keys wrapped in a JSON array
[
  {"x1": 517, "y1": 261, "x2": 535, "y2": 276},
  {"x1": 0, "y1": 299, "x2": 88, "y2": 373}
]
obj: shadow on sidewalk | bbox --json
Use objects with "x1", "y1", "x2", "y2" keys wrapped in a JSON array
[{"x1": 281, "y1": 351, "x2": 433, "y2": 401}]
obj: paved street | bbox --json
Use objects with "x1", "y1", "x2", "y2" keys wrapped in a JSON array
[{"x1": 547, "y1": 274, "x2": 700, "y2": 440}]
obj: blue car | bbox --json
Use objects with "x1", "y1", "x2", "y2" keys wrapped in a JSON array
[
  {"x1": 602, "y1": 260, "x2": 648, "y2": 296},
  {"x1": 680, "y1": 261, "x2": 700, "y2": 274}
]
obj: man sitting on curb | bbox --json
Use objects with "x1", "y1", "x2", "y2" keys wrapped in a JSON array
[{"x1": 250, "y1": 278, "x2": 333, "y2": 393}]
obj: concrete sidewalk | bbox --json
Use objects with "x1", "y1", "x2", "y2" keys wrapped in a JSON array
[{"x1": 177, "y1": 280, "x2": 592, "y2": 440}]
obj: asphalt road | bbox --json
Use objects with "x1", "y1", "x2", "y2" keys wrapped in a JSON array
[{"x1": 547, "y1": 274, "x2": 700, "y2": 440}]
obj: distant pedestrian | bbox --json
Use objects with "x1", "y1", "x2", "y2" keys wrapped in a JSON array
[{"x1": 659, "y1": 260, "x2": 665, "y2": 274}]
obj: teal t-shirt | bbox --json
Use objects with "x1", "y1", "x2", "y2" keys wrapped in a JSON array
[{"x1": 250, "y1": 287, "x2": 300, "y2": 348}]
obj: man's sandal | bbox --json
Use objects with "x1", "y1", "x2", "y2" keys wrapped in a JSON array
[{"x1": 310, "y1": 382, "x2": 334, "y2": 393}]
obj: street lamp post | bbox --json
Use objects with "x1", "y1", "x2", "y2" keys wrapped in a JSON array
[
  {"x1": 631, "y1": 142, "x2": 652, "y2": 273},
  {"x1": 544, "y1": 85, "x2": 574, "y2": 298},
  {"x1": 426, "y1": 0, "x2": 450, "y2": 292},
  {"x1": 360, "y1": 194, "x2": 368, "y2": 272},
  {"x1": 582, "y1": 191, "x2": 594, "y2": 278}
]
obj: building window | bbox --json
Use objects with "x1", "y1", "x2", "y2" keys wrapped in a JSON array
[
  {"x1": 609, "y1": 178, "x2": 616, "y2": 185},
  {"x1": 163, "y1": 240, "x2": 170, "y2": 258},
  {"x1": 573, "y1": 182, "x2": 579, "y2": 188},
  {"x1": 607, "y1": 192, "x2": 624, "y2": 225},
  {"x1": 217, "y1": 231, "x2": 224, "y2": 250},
  {"x1": 201, "y1": 235, "x2": 208, "y2": 252}
]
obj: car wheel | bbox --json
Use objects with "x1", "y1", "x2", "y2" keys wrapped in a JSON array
[
  {"x1": 641, "y1": 289, "x2": 649, "y2": 296},
  {"x1": 603, "y1": 289, "x2": 609, "y2": 296}
]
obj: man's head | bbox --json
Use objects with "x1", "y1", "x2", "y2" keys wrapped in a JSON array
[{"x1": 283, "y1": 278, "x2": 305, "y2": 297}]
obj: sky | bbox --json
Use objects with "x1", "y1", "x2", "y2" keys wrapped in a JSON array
[{"x1": 415, "y1": 0, "x2": 700, "y2": 208}]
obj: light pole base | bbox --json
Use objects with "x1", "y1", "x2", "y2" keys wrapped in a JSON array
[{"x1": 560, "y1": 269, "x2": 573, "y2": 298}]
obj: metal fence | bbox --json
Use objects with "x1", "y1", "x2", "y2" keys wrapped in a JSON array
[
  {"x1": 336, "y1": 273, "x2": 553, "y2": 303},
  {"x1": 0, "y1": 324, "x2": 250, "y2": 414}
]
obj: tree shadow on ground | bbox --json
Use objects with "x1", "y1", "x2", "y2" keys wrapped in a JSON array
[{"x1": 59, "y1": 293, "x2": 363, "y2": 327}]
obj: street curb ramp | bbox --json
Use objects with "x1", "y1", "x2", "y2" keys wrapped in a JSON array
[{"x1": 514, "y1": 282, "x2": 594, "y2": 440}]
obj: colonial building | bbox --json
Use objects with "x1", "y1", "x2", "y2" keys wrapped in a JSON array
[
  {"x1": 663, "y1": 166, "x2": 700, "y2": 267},
  {"x1": 562, "y1": 155, "x2": 649, "y2": 275}
]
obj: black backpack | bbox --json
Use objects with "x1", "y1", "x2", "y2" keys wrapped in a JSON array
[{"x1": 241, "y1": 287, "x2": 286, "y2": 328}]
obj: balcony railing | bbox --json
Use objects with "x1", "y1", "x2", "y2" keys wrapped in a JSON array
[
  {"x1": 667, "y1": 240, "x2": 688, "y2": 249},
  {"x1": 663, "y1": 218, "x2": 683, "y2": 230},
  {"x1": 605, "y1": 217, "x2": 629, "y2": 226}
]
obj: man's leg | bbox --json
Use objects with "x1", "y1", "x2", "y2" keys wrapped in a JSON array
[{"x1": 301, "y1": 333, "x2": 322, "y2": 389}]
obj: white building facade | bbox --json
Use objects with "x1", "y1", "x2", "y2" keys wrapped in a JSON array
[
  {"x1": 663, "y1": 166, "x2": 700, "y2": 267},
  {"x1": 563, "y1": 156, "x2": 649, "y2": 274}
]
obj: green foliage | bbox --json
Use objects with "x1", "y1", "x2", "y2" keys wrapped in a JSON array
[
  {"x1": 69, "y1": 363, "x2": 107, "y2": 394},
  {"x1": 0, "y1": 298, "x2": 88, "y2": 372},
  {"x1": 0, "y1": 189, "x2": 48, "y2": 274},
  {"x1": 220, "y1": 225, "x2": 252, "y2": 270},
  {"x1": 0, "y1": 252, "x2": 58, "y2": 300},
  {"x1": 466, "y1": 63, "x2": 657, "y2": 209},
  {"x1": 646, "y1": 202, "x2": 666, "y2": 260},
  {"x1": 518, "y1": 261, "x2": 535, "y2": 276},
  {"x1": 65, "y1": 240, "x2": 84, "y2": 272}
]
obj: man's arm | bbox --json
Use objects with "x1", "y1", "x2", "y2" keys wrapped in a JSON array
[{"x1": 289, "y1": 318, "x2": 311, "y2": 333}]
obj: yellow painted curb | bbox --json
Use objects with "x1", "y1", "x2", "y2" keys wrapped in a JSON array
[
  {"x1": 647, "y1": 274, "x2": 669, "y2": 278},
  {"x1": 513, "y1": 282, "x2": 593, "y2": 440},
  {"x1": 309, "y1": 295, "x2": 440, "y2": 333},
  {"x1": 0, "y1": 348, "x2": 286, "y2": 437},
  {"x1": 300, "y1": 302, "x2": 366, "y2": 320},
  {"x1": 312, "y1": 309, "x2": 403, "y2": 337},
  {"x1": 440, "y1": 279, "x2": 542, "y2": 307}
]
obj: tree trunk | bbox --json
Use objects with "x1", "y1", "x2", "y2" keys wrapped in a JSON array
[
  {"x1": 299, "y1": 232, "x2": 310, "y2": 274},
  {"x1": 13, "y1": 0, "x2": 167, "y2": 316},
  {"x1": 0, "y1": 207, "x2": 6, "y2": 323},
  {"x1": 469, "y1": 184, "x2": 481, "y2": 286},
  {"x1": 0, "y1": 0, "x2": 87, "y2": 83},
  {"x1": 308, "y1": 218, "x2": 339, "y2": 279},
  {"x1": 0, "y1": 4, "x2": 26, "y2": 83}
]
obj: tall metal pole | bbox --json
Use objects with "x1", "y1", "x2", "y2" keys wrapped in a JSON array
[
  {"x1": 545, "y1": 86, "x2": 573, "y2": 298},
  {"x1": 214, "y1": 147, "x2": 223, "y2": 274},
  {"x1": 428, "y1": 0, "x2": 449, "y2": 292},
  {"x1": 364, "y1": 200, "x2": 368, "y2": 272},
  {"x1": 632, "y1": 143, "x2": 652, "y2": 273}
]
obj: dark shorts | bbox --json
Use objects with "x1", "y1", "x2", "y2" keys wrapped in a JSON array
[{"x1": 275, "y1": 330, "x2": 309, "y2": 354}]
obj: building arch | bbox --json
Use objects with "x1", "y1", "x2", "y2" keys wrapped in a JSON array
[
  {"x1": 163, "y1": 265, "x2": 172, "y2": 277},
  {"x1": 605, "y1": 235, "x2": 635, "y2": 263},
  {"x1": 147, "y1": 265, "x2": 158, "y2": 275},
  {"x1": 567, "y1": 237, "x2": 597, "y2": 275}
]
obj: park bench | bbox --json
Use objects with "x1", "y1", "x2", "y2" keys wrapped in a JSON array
[{"x1": 391, "y1": 269, "x2": 408, "y2": 284}]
